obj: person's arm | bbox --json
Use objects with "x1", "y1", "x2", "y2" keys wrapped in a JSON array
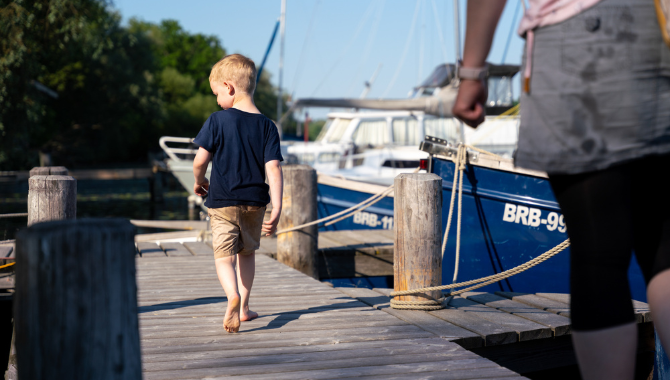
[
  {"x1": 193, "y1": 147, "x2": 211, "y2": 196},
  {"x1": 262, "y1": 160, "x2": 283, "y2": 236},
  {"x1": 452, "y1": 0, "x2": 507, "y2": 127}
]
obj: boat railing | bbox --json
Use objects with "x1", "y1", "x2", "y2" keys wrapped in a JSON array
[{"x1": 159, "y1": 136, "x2": 198, "y2": 161}]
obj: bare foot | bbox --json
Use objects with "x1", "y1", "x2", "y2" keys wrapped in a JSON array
[
  {"x1": 240, "y1": 310, "x2": 258, "y2": 322},
  {"x1": 224, "y1": 295, "x2": 241, "y2": 333}
]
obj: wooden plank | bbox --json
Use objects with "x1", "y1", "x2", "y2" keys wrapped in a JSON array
[
  {"x1": 462, "y1": 292, "x2": 571, "y2": 337},
  {"x1": 446, "y1": 297, "x2": 552, "y2": 341},
  {"x1": 536, "y1": 292, "x2": 652, "y2": 323},
  {"x1": 136, "y1": 242, "x2": 166, "y2": 258},
  {"x1": 258, "y1": 237, "x2": 277, "y2": 255},
  {"x1": 182, "y1": 242, "x2": 212, "y2": 256},
  {"x1": 337, "y1": 287, "x2": 481, "y2": 348},
  {"x1": 496, "y1": 292, "x2": 571, "y2": 317},
  {"x1": 216, "y1": 360, "x2": 516, "y2": 380},
  {"x1": 427, "y1": 299, "x2": 518, "y2": 347},
  {"x1": 141, "y1": 337, "x2": 451, "y2": 362},
  {"x1": 135, "y1": 231, "x2": 200, "y2": 243},
  {"x1": 142, "y1": 351, "x2": 482, "y2": 380},
  {"x1": 159, "y1": 242, "x2": 193, "y2": 257},
  {"x1": 130, "y1": 220, "x2": 208, "y2": 230}
]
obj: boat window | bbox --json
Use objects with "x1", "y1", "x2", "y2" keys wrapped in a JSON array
[
  {"x1": 392, "y1": 117, "x2": 421, "y2": 146},
  {"x1": 314, "y1": 118, "x2": 333, "y2": 142},
  {"x1": 382, "y1": 160, "x2": 420, "y2": 168},
  {"x1": 317, "y1": 152, "x2": 341, "y2": 163},
  {"x1": 322, "y1": 118, "x2": 352, "y2": 143},
  {"x1": 487, "y1": 76, "x2": 514, "y2": 107},
  {"x1": 424, "y1": 117, "x2": 461, "y2": 141},
  {"x1": 352, "y1": 119, "x2": 389, "y2": 147}
]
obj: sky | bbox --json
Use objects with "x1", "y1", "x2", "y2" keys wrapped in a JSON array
[{"x1": 113, "y1": 0, "x2": 525, "y2": 120}]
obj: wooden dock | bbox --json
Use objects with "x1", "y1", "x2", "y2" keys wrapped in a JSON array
[
  {"x1": 136, "y1": 243, "x2": 528, "y2": 379},
  {"x1": 134, "y1": 239, "x2": 654, "y2": 379}
]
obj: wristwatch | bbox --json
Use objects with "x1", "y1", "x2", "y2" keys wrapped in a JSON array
[{"x1": 457, "y1": 60, "x2": 488, "y2": 81}]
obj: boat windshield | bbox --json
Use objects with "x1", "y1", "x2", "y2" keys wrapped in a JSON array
[
  {"x1": 316, "y1": 118, "x2": 352, "y2": 143},
  {"x1": 487, "y1": 76, "x2": 514, "y2": 107},
  {"x1": 353, "y1": 119, "x2": 389, "y2": 147},
  {"x1": 392, "y1": 117, "x2": 421, "y2": 146},
  {"x1": 424, "y1": 117, "x2": 461, "y2": 141}
]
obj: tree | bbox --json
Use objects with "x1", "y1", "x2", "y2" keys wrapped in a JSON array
[
  {"x1": 0, "y1": 3, "x2": 294, "y2": 169},
  {"x1": 0, "y1": 0, "x2": 163, "y2": 169}
]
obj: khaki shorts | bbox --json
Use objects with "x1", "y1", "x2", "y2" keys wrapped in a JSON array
[{"x1": 208, "y1": 205, "x2": 266, "y2": 259}]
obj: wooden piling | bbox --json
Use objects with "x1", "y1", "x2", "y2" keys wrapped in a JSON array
[
  {"x1": 14, "y1": 219, "x2": 141, "y2": 380},
  {"x1": 277, "y1": 165, "x2": 318, "y2": 278},
  {"x1": 394, "y1": 173, "x2": 443, "y2": 302},
  {"x1": 27, "y1": 175, "x2": 76, "y2": 226},
  {"x1": 28, "y1": 166, "x2": 68, "y2": 177}
]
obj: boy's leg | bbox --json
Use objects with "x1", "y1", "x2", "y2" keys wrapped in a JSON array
[
  {"x1": 209, "y1": 207, "x2": 243, "y2": 333},
  {"x1": 236, "y1": 205, "x2": 266, "y2": 322},
  {"x1": 215, "y1": 255, "x2": 241, "y2": 333},
  {"x1": 237, "y1": 251, "x2": 257, "y2": 321}
]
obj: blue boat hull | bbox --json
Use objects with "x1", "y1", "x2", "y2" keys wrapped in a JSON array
[{"x1": 317, "y1": 156, "x2": 648, "y2": 301}]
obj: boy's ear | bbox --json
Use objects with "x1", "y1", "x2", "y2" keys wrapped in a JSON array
[{"x1": 223, "y1": 81, "x2": 235, "y2": 96}]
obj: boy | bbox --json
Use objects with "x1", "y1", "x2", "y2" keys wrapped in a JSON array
[{"x1": 192, "y1": 54, "x2": 283, "y2": 333}]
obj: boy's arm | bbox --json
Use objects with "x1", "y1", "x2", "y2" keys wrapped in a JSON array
[
  {"x1": 193, "y1": 147, "x2": 212, "y2": 196},
  {"x1": 262, "y1": 160, "x2": 283, "y2": 236}
]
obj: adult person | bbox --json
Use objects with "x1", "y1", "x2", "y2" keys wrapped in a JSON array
[{"x1": 452, "y1": 1, "x2": 670, "y2": 379}]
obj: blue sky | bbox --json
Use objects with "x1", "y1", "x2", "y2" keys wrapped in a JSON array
[{"x1": 113, "y1": 0, "x2": 524, "y2": 120}]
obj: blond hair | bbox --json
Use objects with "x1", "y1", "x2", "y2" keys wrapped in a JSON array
[{"x1": 209, "y1": 54, "x2": 257, "y2": 94}]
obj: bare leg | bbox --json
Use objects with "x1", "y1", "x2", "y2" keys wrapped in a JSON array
[
  {"x1": 214, "y1": 256, "x2": 240, "y2": 333},
  {"x1": 237, "y1": 251, "x2": 258, "y2": 321},
  {"x1": 648, "y1": 268, "x2": 670, "y2": 355},
  {"x1": 572, "y1": 322, "x2": 637, "y2": 380}
]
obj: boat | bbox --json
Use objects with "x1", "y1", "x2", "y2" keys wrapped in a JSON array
[{"x1": 317, "y1": 135, "x2": 649, "y2": 302}]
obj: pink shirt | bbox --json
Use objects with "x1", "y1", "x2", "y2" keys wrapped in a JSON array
[{"x1": 517, "y1": 0, "x2": 604, "y2": 91}]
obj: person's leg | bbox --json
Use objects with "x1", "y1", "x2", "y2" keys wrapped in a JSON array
[
  {"x1": 236, "y1": 205, "x2": 266, "y2": 322},
  {"x1": 214, "y1": 255, "x2": 241, "y2": 332},
  {"x1": 571, "y1": 322, "x2": 638, "y2": 380},
  {"x1": 649, "y1": 269, "x2": 670, "y2": 355},
  {"x1": 237, "y1": 251, "x2": 258, "y2": 321},
  {"x1": 631, "y1": 154, "x2": 670, "y2": 361},
  {"x1": 549, "y1": 165, "x2": 637, "y2": 380},
  {"x1": 209, "y1": 207, "x2": 243, "y2": 333}
]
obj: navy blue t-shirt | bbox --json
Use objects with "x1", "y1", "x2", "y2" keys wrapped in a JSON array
[{"x1": 193, "y1": 108, "x2": 283, "y2": 208}]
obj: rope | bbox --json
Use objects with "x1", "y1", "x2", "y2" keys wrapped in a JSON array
[
  {"x1": 275, "y1": 167, "x2": 420, "y2": 235},
  {"x1": 392, "y1": 143, "x2": 568, "y2": 310},
  {"x1": 0, "y1": 262, "x2": 16, "y2": 270},
  {"x1": 390, "y1": 239, "x2": 570, "y2": 310}
]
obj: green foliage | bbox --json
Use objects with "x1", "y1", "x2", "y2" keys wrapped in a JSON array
[
  {"x1": 0, "y1": 2, "x2": 293, "y2": 169},
  {"x1": 309, "y1": 119, "x2": 326, "y2": 141}
]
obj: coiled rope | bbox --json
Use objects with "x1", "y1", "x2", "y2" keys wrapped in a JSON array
[{"x1": 390, "y1": 143, "x2": 569, "y2": 310}]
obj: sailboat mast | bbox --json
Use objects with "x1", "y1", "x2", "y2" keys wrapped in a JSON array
[
  {"x1": 453, "y1": 0, "x2": 461, "y2": 61},
  {"x1": 277, "y1": 0, "x2": 286, "y2": 124},
  {"x1": 453, "y1": 0, "x2": 466, "y2": 144}
]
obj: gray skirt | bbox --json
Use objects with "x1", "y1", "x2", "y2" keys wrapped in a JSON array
[{"x1": 515, "y1": 0, "x2": 670, "y2": 174}]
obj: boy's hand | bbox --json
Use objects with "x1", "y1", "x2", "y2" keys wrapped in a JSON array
[
  {"x1": 262, "y1": 210, "x2": 281, "y2": 236},
  {"x1": 194, "y1": 178, "x2": 209, "y2": 196}
]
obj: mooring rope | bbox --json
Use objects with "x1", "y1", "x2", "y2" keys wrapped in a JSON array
[
  {"x1": 275, "y1": 167, "x2": 420, "y2": 235},
  {"x1": 390, "y1": 239, "x2": 570, "y2": 310},
  {"x1": 392, "y1": 143, "x2": 568, "y2": 310}
]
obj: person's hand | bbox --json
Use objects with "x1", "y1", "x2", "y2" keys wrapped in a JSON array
[
  {"x1": 194, "y1": 178, "x2": 209, "y2": 196},
  {"x1": 452, "y1": 79, "x2": 488, "y2": 128},
  {"x1": 262, "y1": 209, "x2": 281, "y2": 236}
]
